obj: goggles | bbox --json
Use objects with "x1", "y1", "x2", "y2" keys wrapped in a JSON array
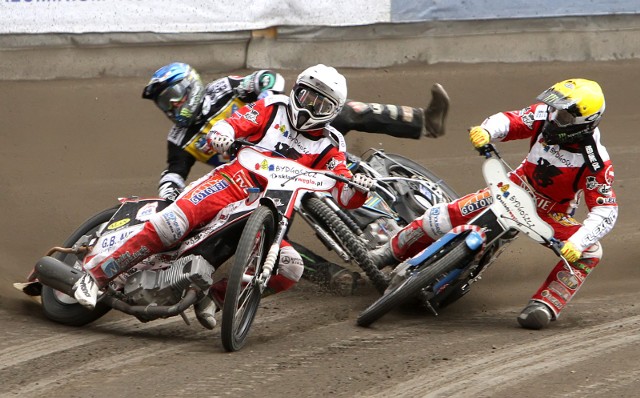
[
  {"x1": 156, "y1": 79, "x2": 190, "y2": 113},
  {"x1": 293, "y1": 86, "x2": 337, "y2": 117},
  {"x1": 549, "y1": 107, "x2": 576, "y2": 127}
]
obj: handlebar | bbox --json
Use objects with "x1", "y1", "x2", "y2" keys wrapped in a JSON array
[{"x1": 476, "y1": 143, "x2": 500, "y2": 158}]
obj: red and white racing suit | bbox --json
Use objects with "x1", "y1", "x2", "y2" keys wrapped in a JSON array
[
  {"x1": 389, "y1": 102, "x2": 618, "y2": 318},
  {"x1": 82, "y1": 94, "x2": 367, "y2": 293}
]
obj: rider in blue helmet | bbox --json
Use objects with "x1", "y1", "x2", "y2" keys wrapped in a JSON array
[{"x1": 142, "y1": 63, "x2": 205, "y2": 128}]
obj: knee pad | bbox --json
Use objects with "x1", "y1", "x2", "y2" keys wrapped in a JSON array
[
  {"x1": 149, "y1": 204, "x2": 190, "y2": 247},
  {"x1": 582, "y1": 242, "x2": 602, "y2": 260},
  {"x1": 420, "y1": 203, "x2": 452, "y2": 240},
  {"x1": 277, "y1": 245, "x2": 304, "y2": 282}
]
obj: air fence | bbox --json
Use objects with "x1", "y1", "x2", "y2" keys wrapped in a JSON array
[{"x1": 1, "y1": 0, "x2": 638, "y2": 80}]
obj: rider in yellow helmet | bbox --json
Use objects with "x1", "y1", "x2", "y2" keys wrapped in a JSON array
[{"x1": 371, "y1": 78, "x2": 617, "y2": 330}]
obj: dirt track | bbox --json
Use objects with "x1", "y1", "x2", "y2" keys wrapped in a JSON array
[{"x1": 1, "y1": 60, "x2": 639, "y2": 397}]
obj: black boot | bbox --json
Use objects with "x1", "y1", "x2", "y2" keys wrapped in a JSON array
[{"x1": 423, "y1": 83, "x2": 450, "y2": 138}]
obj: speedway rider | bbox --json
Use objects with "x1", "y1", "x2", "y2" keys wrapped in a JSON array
[
  {"x1": 143, "y1": 62, "x2": 450, "y2": 292},
  {"x1": 73, "y1": 64, "x2": 375, "y2": 330},
  {"x1": 371, "y1": 78, "x2": 618, "y2": 330}
]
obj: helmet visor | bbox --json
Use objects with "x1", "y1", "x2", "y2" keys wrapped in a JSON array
[
  {"x1": 156, "y1": 79, "x2": 190, "y2": 113},
  {"x1": 293, "y1": 86, "x2": 337, "y2": 117},
  {"x1": 549, "y1": 107, "x2": 576, "y2": 127}
]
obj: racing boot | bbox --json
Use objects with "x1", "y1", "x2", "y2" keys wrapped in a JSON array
[
  {"x1": 422, "y1": 83, "x2": 450, "y2": 138},
  {"x1": 73, "y1": 272, "x2": 100, "y2": 309},
  {"x1": 369, "y1": 242, "x2": 399, "y2": 269},
  {"x1": 517, "y1": 301, "x2": 553, "y2": 330},
  {"x1": 194, "y1": 296, "x2": 218, "y2": 330}
]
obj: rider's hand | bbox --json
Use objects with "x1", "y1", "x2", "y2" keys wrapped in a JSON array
[
  {"x1": 469, "y1": 126, "x2": 491, "y2": 148},
  {"x1": 158, "y1": 182, "x2": 182, "y2": 201},
  {"x1": 561, "y1": 241, "x2": 582, "y2": 263},
  {"x1": 206, "y1": 132, "x2": 234, "y2": 154},
  {"x1": 351, "y1": 173, "x2": 374, "y2": 193}
]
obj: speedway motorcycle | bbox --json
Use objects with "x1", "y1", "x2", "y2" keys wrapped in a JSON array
[
  {"x1": 297, "y1": 149, "x2": 459, "y2": 293},
  {"x1": 219, "y1": 145, "x2": 382, "y2": 351},
  {"x1": 14, "y1": 141, "x2": 374, "y2": 352},
  {"x1": 356, "y1": 144, "x2": 573, "y2": 327}
]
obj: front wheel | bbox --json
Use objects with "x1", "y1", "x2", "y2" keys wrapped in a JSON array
[
  {"x1": 301, "y1": 196, "x2": 389, "y2": 294},
  {"x1": 221, "y1": 206, "x2": 275, "y2": 352},
  {"x1": 357, "y1": 242, "x2": 475, "y2": 327},
  {"x1": 41, "y1": 207, "x2": 117, "y2": 326}
]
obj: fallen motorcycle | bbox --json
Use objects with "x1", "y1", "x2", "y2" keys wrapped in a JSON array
[{"x1": 357, "y1": 144, "x2": 573, "y2": 327}]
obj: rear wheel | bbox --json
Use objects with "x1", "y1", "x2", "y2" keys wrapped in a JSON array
[
  {"x1": 382, "y1": 154, "x2": 458, "y2": 222},
  {"x1": 221, "y1": 206, "x2": 275, "y2": 352},
  {"x1": 357, "y1": 242, "x2": 474, "y2": 327},
  {"x1": 41, "y1": 207, "x2": 116, "y2": 326}
]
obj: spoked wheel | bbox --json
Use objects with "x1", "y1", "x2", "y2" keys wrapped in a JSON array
[
  {"x1": 41, "y1": 207, "x2": 117, "y2": 326},
  {"x1": 221, "y1": 206, "x2": 275, "y2": 352},
  {"x1": 357, "y1": 241, "x2": 475, "y2": 327},
  {"x1": 301, "y1": 195, "x2": 389, "y2": 294}
]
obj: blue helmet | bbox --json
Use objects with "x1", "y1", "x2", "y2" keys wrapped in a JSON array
[{"x1": 142, "y1": 62, "x2": 205, "y2": 127}]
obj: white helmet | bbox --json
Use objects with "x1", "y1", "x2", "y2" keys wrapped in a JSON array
[{"x1": 287, "y1": 64, "x2": 347, "y2": 131}]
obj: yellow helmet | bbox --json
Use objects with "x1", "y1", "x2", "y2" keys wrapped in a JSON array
[{"x1": 536, "y1": 79, "x2": 605, "y2": 144}]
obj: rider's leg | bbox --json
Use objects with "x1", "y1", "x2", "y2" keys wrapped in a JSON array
[
  {"x1": 74, "y1": 167, "x2": 249, "y2": 309},
  {"x1": 370, "y1": 189, "x2": 491, "y2": 268},
  {"x1": 331, "y1": 84, "x2": 449, "y2": 139},
  {"x1": 265, "y1": 241, "x2": 305, "y2": 294},
  {"x1": 518, "y1": 242, "x2": 602, "y2": 330}
]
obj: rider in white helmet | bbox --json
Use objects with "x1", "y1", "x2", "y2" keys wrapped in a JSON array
[
  {"x1": 141, "y1": 62, "x2": 450, "y2": 293},
  {"x1": 73, "y1": 64, "x2": 375, "y2": 330}
]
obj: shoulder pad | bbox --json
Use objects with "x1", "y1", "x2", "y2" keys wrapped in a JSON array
[
  {"x1": 324, "y1": 126, "x2": 347, "y2": 152},
  {"x1": 263, "y1": 94, "x2": 289, "y2": 107}
]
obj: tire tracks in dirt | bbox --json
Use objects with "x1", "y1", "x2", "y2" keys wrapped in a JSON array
[{"x1": 362, "y1": 314, "x2": 640, "y2": 397}]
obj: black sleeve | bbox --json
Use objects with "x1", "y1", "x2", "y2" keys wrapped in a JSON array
[{"x1": 164, "y1": 141, "x2": 196, "y2": 181}]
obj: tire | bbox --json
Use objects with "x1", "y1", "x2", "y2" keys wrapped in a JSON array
[
  {"x1": 221, "y1": 206, "x2": 275, "y2": 352},
  {"x1": 357, "y1": 242, "x2": 475, "y2": 327},
  {"x1": 302, "y1": 196, "x2": 389, "y2": 294},
  {"x1": 385, "y1": 153, "x2": 459, "y2": 201},
  {"x1": 41, "y1": 207, "x2": 116, "y2": 326}
]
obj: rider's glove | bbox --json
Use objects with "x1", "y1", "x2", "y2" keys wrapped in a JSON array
[
  {"x1": 561, "y1": 241, "x2": 582, "y2": 263},
  {"x1": 158, "y1": 182, "x2": 182, "y2": 201},
  {"x1": 351, "y1": 173, "x2": 375, "y2": 193},
  {"x1": 469, "y1": 126, "x2": 491, "y2": 148},
  {"x1": 206, "y1": 132, "x2": 234, "y2": 154}
]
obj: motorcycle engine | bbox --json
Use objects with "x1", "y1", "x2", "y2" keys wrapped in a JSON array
[{"x1": 123, "y1": 255, "x2": 215, "y2": 306}]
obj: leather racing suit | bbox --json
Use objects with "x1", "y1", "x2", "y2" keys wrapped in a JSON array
[
  {"x1": 386, "y1": 102, "x2": 618, "y2": 319},
  {"x1": 159, "y1": 71, "x2": 427, "y2": 200},
  {"x1": 82, "y1": 94, "x2": 368, "y2": 295}
]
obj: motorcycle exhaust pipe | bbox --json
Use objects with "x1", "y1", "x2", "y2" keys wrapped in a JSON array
[
  {"x1": 100, "y1": 288, "x2": 199, "y2": 319},
  {"x1": 33, "y1": 256, "x2": 83, "y2": 297},
  {"x1": 35, "y1": 256, "x2": 201, "y2": 319}
]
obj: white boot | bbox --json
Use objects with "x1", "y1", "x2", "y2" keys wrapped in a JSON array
[
  {"x1": 194, "y1": 296, "x2": 218, "y2": 330},
  {"x1": 73, "y1": 272, "x2": 99, "y2": 309}
]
